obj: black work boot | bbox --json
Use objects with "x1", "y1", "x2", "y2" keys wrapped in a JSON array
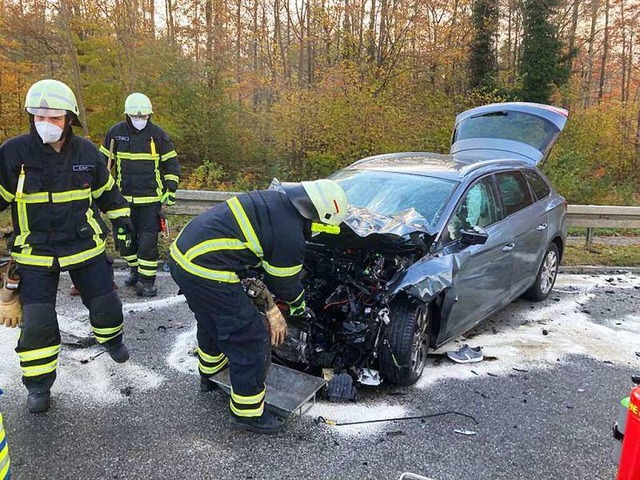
[
  {"x1": 124, "y1": 267, "x2": 139, "y2": 287},
  {"x1": 200, "y1": 376, "x2": 220, "y2": 393},
  {"x1": 27, "y1": 389, "x2": 51, "y2": 413},
  {"x1": 106, "y1": 340, "x2": 130, "y2": 363},
  {"x1": 137, "y1": 278, "x2": 157, "y2": 297},
  {"x1": 229, "y1": 410, "x2": 286, "y2": 435}
]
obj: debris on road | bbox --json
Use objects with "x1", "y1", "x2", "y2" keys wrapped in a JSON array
[{"x1": 453, "y1": 428, "x2": 478, "y2": 436}]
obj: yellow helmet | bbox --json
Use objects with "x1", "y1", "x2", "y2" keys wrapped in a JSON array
[
  {"x1": 282, "y1": 179, "x2": 348, "y2": 226},
  {"x1": 24, "y1": 79, "x2": 81, "y2": 126},
  {"x1": 124, "y1": 93, "x2": 153, "y2": 116}
]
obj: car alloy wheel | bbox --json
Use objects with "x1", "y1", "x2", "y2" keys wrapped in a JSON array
[
  {"x1": 410, "y1": 306, "x2": 429, "y2": 376},
  {"x1": 539, "y1": 248, "x2": 558, "y2": 296}
]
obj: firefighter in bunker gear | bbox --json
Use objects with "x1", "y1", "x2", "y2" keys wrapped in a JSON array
[
  {"x1": 168, "y1": 179, "x2": 348, "y2": 434},
  {"x1": 0, "y1": 79, "x2": 132, "y2": 413},
  {"x1": 101, "y1": 93, "x2": 180, "y2": 297}
]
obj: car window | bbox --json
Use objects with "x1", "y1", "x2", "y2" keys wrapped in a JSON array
[
  {"x1": 331, "y1": 170, "x2": 458, "y2": 227},
  {"x1": 495, "y1": 171, "x2": 534, "y2": 216},
  {"x1": 445, "y1": 176, "x2": 501, "y2": 242},
  {"x1": 523, "y1": 169, "x2": 551, "y2": 201}
]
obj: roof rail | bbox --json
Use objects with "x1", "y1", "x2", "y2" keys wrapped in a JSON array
[{"x1": 458, "y1": 158, "x2": 527, "y2": 176}]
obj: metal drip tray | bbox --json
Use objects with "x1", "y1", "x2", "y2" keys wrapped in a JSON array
[{"x1": 210, "y1": 363, "x2": 327, "y2": 416}]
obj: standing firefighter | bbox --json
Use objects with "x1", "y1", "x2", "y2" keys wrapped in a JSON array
[
  {"x1": 169, "y1": 180, "x2": 348, "y2": 434},
  {"x1": 0, "y1": 79, "x2": 133, "y2": 413},
  {"x1": 101, "y1": 93, "x2": 180, "y2": 297}
]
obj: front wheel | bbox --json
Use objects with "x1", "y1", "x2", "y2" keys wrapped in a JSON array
[
  {"x1": 379, "y1": 299, "x2": 431, "y2": 386},
  {"x1": 523, "y1": 243, "x2": 560, "y2": 301}
]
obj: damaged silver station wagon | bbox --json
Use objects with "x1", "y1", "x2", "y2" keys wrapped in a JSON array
[{"x1": 274, "y1": 102, "x2": 568, "y2": 387}]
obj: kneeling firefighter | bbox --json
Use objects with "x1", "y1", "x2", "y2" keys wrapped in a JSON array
[
  {"x1": 169, "y1": 179, "x2": 348, "y2": 434},
  {"x1": 0, "y1": 79, "x2": 133, "y2": 413}
]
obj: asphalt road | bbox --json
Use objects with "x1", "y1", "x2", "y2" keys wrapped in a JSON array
[{"x1": 1, "y1": 271, "x2": 639, "y2": 480}]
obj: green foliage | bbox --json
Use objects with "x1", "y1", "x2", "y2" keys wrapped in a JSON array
[
  {"x1": 469, "y1": 0, "x2": 499, "y2": 90},
  {"x1": 518, "y1": 0, "x2": 571, "y2": 103}
]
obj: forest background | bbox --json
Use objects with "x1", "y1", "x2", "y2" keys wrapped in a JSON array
[{"x1": 0, "y1": 0, "x2": 639, "y2": 205}]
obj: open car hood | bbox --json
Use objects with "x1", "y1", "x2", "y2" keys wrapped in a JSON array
[
  {"x1": 450, "y1": 102, "x2": 568, "y2": 167},
  {"x1": 311, "y1": 206, "x2": 437, "y2": 253}
]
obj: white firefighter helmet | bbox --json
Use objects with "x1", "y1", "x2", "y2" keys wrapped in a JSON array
[
  {"x1": 124, "y1": 93, "x2": 153, "y2": 116},
  {"x1": 24, "y1": 79, "x2": 82, "y2": 126},
  {"x1": 282, "y1": 179, "x2": 348, "y2": 226}
]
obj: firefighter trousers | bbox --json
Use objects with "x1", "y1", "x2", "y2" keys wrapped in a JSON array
[
  {"x1": 120, "y1": 203, "x2": 161, "y2": 284},
  {"x1": 169, "y1": 259, "x2": 271, "y2": 418},
  {"x1": 16, "y1": 254, "x2": 124, "y2": 391}
]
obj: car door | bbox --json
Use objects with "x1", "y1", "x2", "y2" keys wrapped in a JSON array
[
  {"x1": 494, "y1": 170, "x2": 546, "y2": 297},
  {"x1": 450, "y1": 102, "x2": 568, "y2": 166},
  {"x1": 436, "y1": 175, "x2": 510, "y2": 343}
]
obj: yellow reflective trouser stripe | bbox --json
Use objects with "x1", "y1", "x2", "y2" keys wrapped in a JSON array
[
  {"x1": 0, "y1": 413, "x2": 9, "y2": 479},
  {"x1": 51, "y1": 189, "x2": 91, "y2": 203},
  {"x1": 11, "y1": 252, "x2": 54, "y2": 267},
  {"x1": 18, "y1": 344, "x2": 61, "y2": 362},
  {"x1": 138, "y1": 259, "x2": 157, "y2": 267},
  {"x1": 184, "y1": 238, "x2": 247, "y2": 261},
  {"x1": 262, "y1": 260, "x2": 303, "y2": 277},
  {"x1": 231, "y1": 386, "x2": 266, "y2": 405},
  {"x1": 160, "y1": 150, "x2": 177, "y2": 162},
  {"x1": 86, "y1": 208, "x2": 103, "y2": 246},
  {"x1": 58, "y1": 241, "x2": 105, "y2": 268},
  {"x1": 93, "y1": 325, "x2": 123, "y2": 343},
  {"x1": 163, "y1": 174, "x2": 179, "y2": 183},
  {"x1": 22, "y1": 359, "x2": 58, "y2": 377},
  {"x1": 169, "y1": 243, "x2": 240, "y2": 283},
  {"x1": 92, "y1": 176, "x2": 115, "y2": 198},
  {"x1": 107, "y1": 207, "x2": 130, "y2": 219},
  {"x1": 197, "y1": 348, "x2": 225, "y2": 364},
  {"x1": 230, "y1": 402, "x2": 264, "y2": 418},
  {"x1": 0, "y1": 184, "x2": 14, "y2": 202},
  {"x1": 227, "y1": 198, "x2": 264, "y2": 258},
  {"x1": 199, "y1": 357, "x2": 229, "y2": 375},
  {"x1": 125, "y1": 195, "x2": 162, "y2": 204},
  {"x1": 123, "y1": 254, "x2": 138, "y2": 266}
]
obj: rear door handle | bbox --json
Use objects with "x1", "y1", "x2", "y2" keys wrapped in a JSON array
[
  {"x1": 537, "y1": 223, "x2": 548, "y2": 231},
  {"x1": 502, "y1": 243, "x2": 515, "y2": 252}
]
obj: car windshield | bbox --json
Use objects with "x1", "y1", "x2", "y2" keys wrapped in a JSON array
[
  {"x1": 331, "y1": 169, "x2": 458, "y2": 226},
  {"x1": 454, "y1": 111, "x2": 559, "y2": 152}
]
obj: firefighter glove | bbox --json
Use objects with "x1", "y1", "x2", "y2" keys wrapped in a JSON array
[
  {"x1": 244, "y1": 278, "x2": 276, "y2": 310},
  {"x1": 161, "y1": 190, "x2": 176, "y2": 206},
  {"x1": 0, "y1": 283, "x2": 22, "y2": 328},
  {"x1": 265, "y1": 303, "x2": 287, "y2": 346},
  {"x1": 113, "y1": 218, "x2": 133, "y2": 253}
]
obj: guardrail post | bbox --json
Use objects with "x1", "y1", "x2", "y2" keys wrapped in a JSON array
[{"x1": 586, "y1": 227, "x2": 594, "y2": 246}]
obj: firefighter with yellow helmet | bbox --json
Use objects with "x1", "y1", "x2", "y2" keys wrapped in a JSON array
[
  {"x1": 0, "y1": 79, "x2": 133, "y2": 413},
  {"x1": 169, "y1": 179, "x2": 348, "y2": 434},
  {"x1": 101, "y1": 93, "x2": 180, "y2": 297}
]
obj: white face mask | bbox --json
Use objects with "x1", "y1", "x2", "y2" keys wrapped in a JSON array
[
  {"x1": 131, "y1": 118, "x2": 148, "y2": 131},
  {"x1": 35, "y1": 121, "x2": 64, "y2": 144}
]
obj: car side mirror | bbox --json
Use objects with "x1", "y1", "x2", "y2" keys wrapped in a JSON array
[{"x1": 460, "y1": 226, "x2": 489, "y2": 246}]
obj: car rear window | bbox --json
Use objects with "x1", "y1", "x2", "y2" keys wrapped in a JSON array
[
  {"x1": 523, "y1": 169, "x2": 551, "y2": 200},
  {"x1": 332, "y1": 169, "x2": 458, "y2": 227},
  {"x1": 495, "y1": 171, "x2": 534, "y2": 216}
]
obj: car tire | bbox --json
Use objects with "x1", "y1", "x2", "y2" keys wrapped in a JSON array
[
  {"x1": 523, "y1": 242, "x2": 560, "y2": 302},
  {"x1": 380, "y1": 299, "x2": 431, "y2": 386}
]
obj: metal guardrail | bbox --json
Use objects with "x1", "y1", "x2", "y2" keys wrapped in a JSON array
[{"x1": 169, "y1": 190, "x2": 640, "y2": 244}]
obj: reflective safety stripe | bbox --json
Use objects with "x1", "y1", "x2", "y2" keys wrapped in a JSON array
[
  {"x1": 99, "y1": 145, "x2": 110, "y2": 157},
  {"x1": 169, "y1": 242, "x2": 240, "y2": 283},
  {"x1": 17, "y1": 344, "x2": 60, "y2": 362},
  {"x1": 262, "y1": 261, "x2": 303, "y2": 278},
  {"x1": 138, "y1": 258, "x2": 157, "y2": 277},
  {"x1": 51, "y1": 189, "x2": 91, "y2": 203},
  {"x1": 117, "y1": 152, "x2": 157, "y2": 161},
  {"x1": 197, "y1": 348, "x2": 225, "y2": 364},
  {"x1": 0, "y1": 184, "x2": 14, "y2": 203},
  {"x1": 11, "y1": 251, "x2": 54, "y2": 267},
  {"x1": 199, "y1": 357, "x2": 228, "y2": 375},
  {"x1": 227, "y1": 197, "x2": 263, "y2": 258},
  {"x1": 21, "y1": 359, "x2": 58, "y2": 377},
  {"x1": 231, "y1": 386, "x2": 266, "y2": 405},
  {"x1": 16, "y1": 192, "x2": 48, "y2": 204},
  {"x1": 311, "y1": 223, "x2": 341, "y2": 235},
  {"x1": 160, "y1": 150, "x2": 177, "y2": 162},
  {"x1": 289, "y1": 300, "x2": 307, "y2": 316},
  {"x1": 0, "y1": 412, "x2": 10, "y2": 480},
  {"x1": 14, "y1": 200, "x2": 30, "y2": 246},
  {"x1": 138, "y1": 259, "x2": 157, "y2": 267},
  {"x1": 106, "y1": 207, "x2": 130, "y2": 219},
  {"x1": 288, "y1": 290, "x2": 305, "y2": 308},
  {"x1": 122, "y1": 254, "x2": 138, "y2": 266},
  {"x1": 184, "y1": 238, "x2": 247, "y2": 261},
  {"x1": 163, "y1": 174, "x2": 179, "y2": 183},
  {"x1": 92, "y1": 176, "x2": 115, "y2": 199},
  {"x1": 86, "y1": 208, "x2": 103, "y2": 246},
  {"x1": 230, "y1": 402, "x2": 264, "y2": 417},
  {"x1": 92, "y1": 324, "x2": 123, "y2": 343},
  {"x1": 124, "y1": 195, "x2": 162, "y2": 204},
  {"x1": 58, "y1": 241, "x2": 105, "y2": 268}
]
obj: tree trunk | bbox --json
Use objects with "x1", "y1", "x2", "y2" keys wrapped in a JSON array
[
  {"x1": 597, "y1": 0, "x2": 609, "y2": 103},
  {"x1": 582, "y1": 0, "x2": 599, "y2": 108}
]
